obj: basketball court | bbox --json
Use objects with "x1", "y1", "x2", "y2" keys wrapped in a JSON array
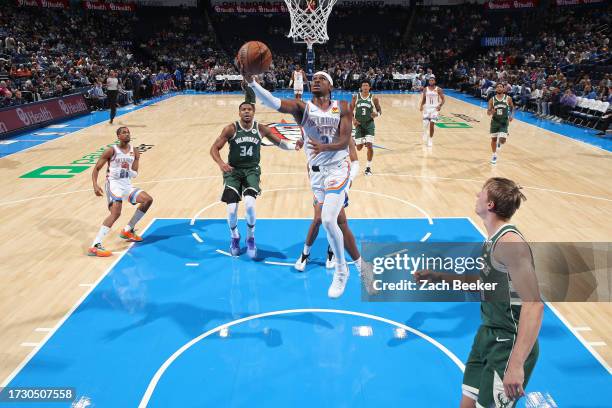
[{"x1": 0, "y1": 90, "x2": 611, "y2": 406}]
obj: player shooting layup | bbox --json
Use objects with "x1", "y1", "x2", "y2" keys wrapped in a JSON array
[{"x1": 245, "y1": 69, "x2": 357, "y2": 298}]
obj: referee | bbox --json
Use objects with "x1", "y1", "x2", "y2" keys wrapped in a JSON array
[{"x1": 106, "y1": 70, "x2": 119, "y2": 124}]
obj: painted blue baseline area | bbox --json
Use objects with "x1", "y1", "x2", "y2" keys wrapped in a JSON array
[{"x1": 3, "y1": 218, "x2": 610, "y2": 408}]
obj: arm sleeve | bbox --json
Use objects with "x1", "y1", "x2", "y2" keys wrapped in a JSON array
[{"x1": 248, "y1": 80, "x2": 281, "y2": 111}]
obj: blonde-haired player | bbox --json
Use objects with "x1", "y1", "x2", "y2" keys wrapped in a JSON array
[
  {"x1": 88, "y1": 127, "x2": 154, "y2": 256},
  {"x1": 419, "y1": 75, "x2": 444, "y2": 147}
]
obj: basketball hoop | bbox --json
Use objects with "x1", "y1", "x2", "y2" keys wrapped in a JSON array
[{"x1": 284, "y1": 0, "x2": 338, "y2": 49}]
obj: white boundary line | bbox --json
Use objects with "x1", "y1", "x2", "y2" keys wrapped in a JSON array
[
  {"x1": 215, "y1": 249, "x2": 231, "y2": 257},
  {"x1": 468, "y1": 221, "x2": 612, "y2": 376},
  {"x1": 19, "y1": 343, "x2": 39, "y2": 348},
  {"x1": 137, "y1": 308, "x2": 465, "y2": 407},
  {"x1": 588, "y1": 342, "x2": 607, "y2": 347},
  {"x1": 0, "y1": 94, "x2": 177, "y2": 161},
  {"x1": 574, "y1": 326, "x2": 592, "y2": 332},
  {"x1": 2, "y1": 172, "x2": 611, "y2": 207},
  {"x1": 191, "y1": 232, "x2": 203, "y2": 243},
  {"x1": 190, "y1": 188, "x2": 434, "y2": 245},
  {"x1": 263, "y1": 261, "x2": 295, "y2": 266},
  {"x1": 1, "y1": 218, "x2": 159, "y2": 387},
  {"x1": 545, "y1": 302, "x2": 612, "y2": 375}
]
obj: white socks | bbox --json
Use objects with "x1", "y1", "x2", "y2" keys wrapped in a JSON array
[
  {"x1": 227, "y1": 203, "x2": 239, "y2": 238},
  {"x1": 92, "y1": 225, "x2": 110, "y2": 247},
  {"x1": 244, "y1": 195, "x2": 256, "y2": 239},
  {"x1": 321, "y1": 192, "x2": 347, "y2": 272},
  {"x1": 303, "y1": 244, "x2": 311, "y2": 255}
]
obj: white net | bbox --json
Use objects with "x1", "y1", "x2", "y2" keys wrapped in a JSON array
[{"x1": 283, "y1": 0, "x2": 338, "y2": 46}]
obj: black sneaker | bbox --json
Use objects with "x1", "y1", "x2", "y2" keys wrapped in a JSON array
[{"x1": 365, "y1": 167, "x2": 373, "y2": 176}]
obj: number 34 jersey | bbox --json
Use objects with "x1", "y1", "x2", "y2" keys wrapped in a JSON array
[
  {"x1": 301, "y1": 100, "x2": 349, "y2": 166},
  {"x1": 228, "y1": 121, "x2": 262, "y2": 169}
]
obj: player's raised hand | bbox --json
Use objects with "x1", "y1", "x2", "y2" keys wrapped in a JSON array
[
  {"x1": 93, "y1": 184, "x2": 104, "y2": 197},
  {"x1": 219, "y1": 162, "x2": 234, "y2": 173}
]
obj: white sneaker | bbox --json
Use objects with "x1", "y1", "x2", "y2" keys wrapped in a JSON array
[
  {"x1": 422, "y1": 132, "x2": 428, "y2": 143},
  {"x1": 427, "y1": 137, "x2": 433, "y2": 147},
  {"x1": 294, "y1": 253, "x2": 309, "y2": 272},
  {"x1": 490, "y1": 155, "x2": 497, "y2": 164},
  {"x1": 328, "y1": 268, "x2": 349, "y2": 299}
]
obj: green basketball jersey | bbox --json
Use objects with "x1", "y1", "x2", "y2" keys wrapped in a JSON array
[
  {"x1": 491, "y1": 95, "x2": 510, "y2": 123},
  {"x1": 355, "y1": 93, "x2": 374, "y2": 123},
  {"x1": 480, "y1": 224, "x2": 531, "y2": 333},
  {"x1": 228, "y1": 121, "x2": 261, "y2": 169}
]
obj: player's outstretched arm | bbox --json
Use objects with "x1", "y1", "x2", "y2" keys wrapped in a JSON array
[
  {"x1": 495, "y1": 233, "x2": 543, "y2": 401},
  {"x1": 210, "y1": 124, "x2": 235, "y2": 173},
  {"x1": 243, "y1": 73, "x2": 306, "y2": 122},
  {"x1": 487, "y1": 97, "x2": 494, "y2": 116},
  {"x1": 92, "y1": 148, "x2": 113, "y2": 196},
  {"x1": 258, "y1": 123, "x2": 298, "y2": 150}
]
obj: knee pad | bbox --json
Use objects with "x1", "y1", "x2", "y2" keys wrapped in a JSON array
[{"x1": 221, "y1": 188, "x2": 241, "y2": 204}]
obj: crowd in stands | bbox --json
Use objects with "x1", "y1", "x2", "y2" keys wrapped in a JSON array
[
  {"x1": 445, "y1": 5, "x2": 610, "y2": 131},
  {"x1": 0, "y1": 2, "x2": 609, "y2": 131}
]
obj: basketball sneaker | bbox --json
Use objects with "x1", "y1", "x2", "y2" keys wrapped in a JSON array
[
  {"x1": 490, "y1": 154, "x2": 497, "y2": 164},
  {"x1": 120, "y1": 229, "x2": 142, "y2": 242},
  {"x1": 328, "y1": 267, "x2": 349, "y2": 298},
  {"x1": 364, "y1": 167, "x2": 373, "y2": 176},
  {"x1": 230, "y1": 234, "x2": 241, "y2": 257},
  {"x1": 246, "y1": 237, "x2": 257, "y2": 259},
  {"x1": 326, "y1": 245, "x2": 335, "y2": 269},
  {"x1": 88, "y1": 244, "x2": 112, "y2": 257},
  {"x1": 427, "y1": 137, "x2": 433, "y2": 147},
  {"x1": 294, "y1": 253, "x2": 309, "y2": 272}
]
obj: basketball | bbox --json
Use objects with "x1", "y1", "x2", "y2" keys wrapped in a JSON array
[{"x1": 236, "y1": 41, "x2": 272, "y2": 74}]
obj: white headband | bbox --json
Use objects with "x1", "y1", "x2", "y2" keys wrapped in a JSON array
[{"x1": 313, "y1": 71, "x2": 333, "y2": 86}]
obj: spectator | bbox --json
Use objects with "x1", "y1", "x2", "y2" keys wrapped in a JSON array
[{"x1": 559, "y1": 89, "x2": 577, "y2": 119}]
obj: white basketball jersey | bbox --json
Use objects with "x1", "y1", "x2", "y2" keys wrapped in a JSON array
[
  {"x1": 301, "y1": 100, "x2": 348, "y2": 166},
  {"x1": 107, "y1": 144, "x2": 135, "y2": 181},
  {"x1": 294, "y1": 71, "x2": 304, "y2": 88},
  {"x1": 425, "y1": 86, "x2": 440, "y2": 108}
]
